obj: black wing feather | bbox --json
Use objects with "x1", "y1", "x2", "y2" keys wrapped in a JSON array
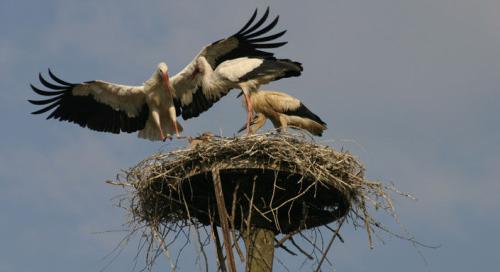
[
  {"x1": 251, "y1": 42, "x2": 288, "y2": 49},
  {"x1": 247, "y1": 30, "x2": 286, "y2": 43},
  {"x1": 239, "y1": 7, "x2": 270, "y2": 36},
  {"x1": 30, "y1": 84, "x2": 66, "y2": 96},
  {"x1": 175, "y1": 87, "x2": 231, "y2": 120},
  {"x1": 176, "y1": 7, "x2": 292, "y2": 120},
  {"x1": 210, "y1": 7, "x2": 288, "y2": 68},
  {"x1": 235, "y1": 8, "x2": 258, "y2": 34},
  {"x1": 31, "y1": 101, "x2": 62, "y2": 115},
  {"x1": 244, "y1": 15, "x2": 280, "y2": 39},
  {"x1": 238, "y1": 58, "x2": 303, "y2": 82},
  {"x1": 38, "y1": 73, "x2": 67, "y2": 90},
  {"x1": 29, "y1": 72, "x2": 149, "y2": 134},
  {"x1": 28, "y1": 94, "x2": 66, "y2": 105},
  {"x1": 48, "y1": 69, "x2": 76, "y2": 86}
]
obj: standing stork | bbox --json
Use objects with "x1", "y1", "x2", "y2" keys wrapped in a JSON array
[
  {"x1": 29, "y1": 7, "x2": 301, "y2": 138},
  {"x1": 237, "y1": 89, "x2": 327, "y2": 136}
]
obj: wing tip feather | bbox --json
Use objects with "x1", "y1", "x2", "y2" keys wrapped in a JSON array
[
  {"x1": 38, "y1": 72, "x2": 68, "y2": 90},
  {"x1": 239, "y1": 7, "x2": 271, "y2": 36},
  {"x1": 236, "y1": 8, "x2": 258, "y2": 34},
  {"x1": 48, "y1": 69, "x2": 74, "y2": 86}
]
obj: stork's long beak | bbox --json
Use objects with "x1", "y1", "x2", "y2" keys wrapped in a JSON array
[{"x1": 161, "y1": 72, "x2": 171, "y2": 97}]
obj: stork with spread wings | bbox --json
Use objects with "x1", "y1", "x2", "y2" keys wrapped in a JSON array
[{"x1": 29, "y1": 8, "x2": 303, "y2": 140}]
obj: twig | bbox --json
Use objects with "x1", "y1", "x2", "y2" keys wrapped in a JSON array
[
  {"x1": 290, "y1": 237, "x2": 313, "y2": 260},
  {"x1": 212, "y1": 224, "x2": 227, "y2": 272},
  {"x1": 230, "y1": 181, "x2": 245, "y2": 262},
  {"x1": 212, "y1": 168, "x2": 237, "y2": 272},
  {"x1": 314, "y1": 217, "x2": 346, "y2": 272},
  {"x1": 150, "y1": 226, "x2": 176, "y2": 272},
  {"x1": 274, "y1": 238, "x2": 297, "y2": 256}
]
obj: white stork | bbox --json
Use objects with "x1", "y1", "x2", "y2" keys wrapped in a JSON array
[
  {"x1": 237, "y1": 89, "x2": 327, "y2": 136},
  {"x1": 29, "y1": 64, "x2": 181, "y2": 141},
  {"x1": 29, "y1": 7, "x2": 302, "y2": 139}
]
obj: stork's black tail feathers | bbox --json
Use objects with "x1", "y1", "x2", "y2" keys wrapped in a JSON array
[
  {"x1": 275, "y1": 58, "x2": 303, "y2": 79},
  {"x1": 285, "y1": 102, "x2": 327, "y2": 127},
  {"x1": 239, "y1": 57, "x2": 303, "y2": 82}
]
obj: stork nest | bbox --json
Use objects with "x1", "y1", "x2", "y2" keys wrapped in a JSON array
[{"x1": 111, "y1": 131, "x2": 406, "y2": 269}]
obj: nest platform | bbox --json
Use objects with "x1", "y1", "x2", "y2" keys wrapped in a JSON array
[{"x1": 124, "y1": 132, "x2": 367, "y2": 234}]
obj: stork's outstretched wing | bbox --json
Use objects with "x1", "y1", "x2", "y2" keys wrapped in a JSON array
[
  {"x1": 198, "y1": 7, "x2": 287, "y2": 69},
  {"x1": 28, "y1": 70, "x2": 149, "y2": 134},
  {"x1": 171, "y1": 7, "x2": 289, "y2": 119}
]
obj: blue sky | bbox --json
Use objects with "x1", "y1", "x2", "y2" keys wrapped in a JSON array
[{"x1": 1, "y1": 0, "x2": 499, "y2": 271}]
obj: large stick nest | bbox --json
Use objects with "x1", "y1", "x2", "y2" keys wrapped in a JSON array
[
  {"x1": 110, "y1": 132, "x2": 408, "y2": 270},
  {"x1": 120, "y1": 132, "x2": 386, "y2": 234}
]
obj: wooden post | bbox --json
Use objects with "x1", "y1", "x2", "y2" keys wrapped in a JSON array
[
  {"x1": 212, "y1": 169, "x2": 275, "y2": 271},
  {"x1": 212, "y1": 223, "x2": 227, "y2": 272},
  {"x1": 212, "y1": 169, "x2": 237, "y2": 272},
  {"x1": 243, "y1": 226, "x2": 275, "y2": 272}
]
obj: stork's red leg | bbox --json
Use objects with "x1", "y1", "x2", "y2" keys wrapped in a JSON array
[
  {"x1": 168, "y1": 106, "x2": 183, "y2": 139},
  {"x1": 160, "y1": 130, "x2": 166, "y2": 141},
  {"x1": 242, "y1": 92, "x2": 253, "y2": 135},
  {"x1": 151, "y1": 110, "x2": 168, "y2": 141},
  {"x1": 173, "y1": 120, "x2": 182, "y2": 138}
]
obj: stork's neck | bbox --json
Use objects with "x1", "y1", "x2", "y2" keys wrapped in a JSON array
[
  {"x1": 144, "y1": 69, "x2": 164, "y2": 89},
  {"x1": 197, "y1": 56, "x2": 221, "y2": 91}
]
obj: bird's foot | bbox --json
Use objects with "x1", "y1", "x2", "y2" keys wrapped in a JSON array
[
  {"x1": 176, "y1": 134, "x2": 187, "y2": 140},
  {"x1": 246, "y1": 127, "x2": 254, "y2": 136},
  {"x1": 162, "y1": 135, "x2": 173, "y2": 142}
]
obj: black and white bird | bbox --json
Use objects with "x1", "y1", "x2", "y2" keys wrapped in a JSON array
[
  {"x1": 171, "y1": 7, "x2": 302, "y2": 133},
  {"x1": 237, "y1": 89, "x2": 327, "y2": 136},
  {"x1": 29, "y1": 64, "x2": 181, "y2": 141},
  {"x1": 29, "y1": 7, "x2": 302, "y2": 140}
]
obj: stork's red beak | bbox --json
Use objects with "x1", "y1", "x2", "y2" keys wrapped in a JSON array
[{"x1": 161, "y1": 72, "x2": 171, "y2": 97}]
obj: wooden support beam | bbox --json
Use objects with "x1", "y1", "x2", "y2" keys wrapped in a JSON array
[
  {"x1": 212, "y1": 168, "x2": 237, "y2": 272},
  {"x1": 243, "y1": 226, "x2": 275, "y2": 272}
]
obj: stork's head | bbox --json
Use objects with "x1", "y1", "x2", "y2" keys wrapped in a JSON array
[
  {"x1": 157, "y1": 62, "x2": 172, "y2": 97},
  {"x1": 157, "y1": 62, "x2": 169, "y2": 75}
]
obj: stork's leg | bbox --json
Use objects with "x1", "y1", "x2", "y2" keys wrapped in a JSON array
[
  {"x1": 251, "y1": 113, "x2": 267, "y2": 134},
  {"x1": 168, "y1": 105, "x2": 182, "y2": 138},
  {"x1": 173, "y1": 122, "x2": 181, "y2": 138},
  {"x1": 242, "y1": 91, "x2": 254, "y2": 135},
  {"x1": 278, "y1": 115, "x2": 288, "y2": 133},
  {"x1": 151, "y1": 110, "x2": 167, "y2": 141}
]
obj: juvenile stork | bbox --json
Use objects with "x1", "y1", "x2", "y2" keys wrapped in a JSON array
[
  {"x1": 237, "y1": 89, "x2": 327, "y2": 136},
  {"x1": 29, "y1": 7, "x2": 302, "y2": 138}
]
